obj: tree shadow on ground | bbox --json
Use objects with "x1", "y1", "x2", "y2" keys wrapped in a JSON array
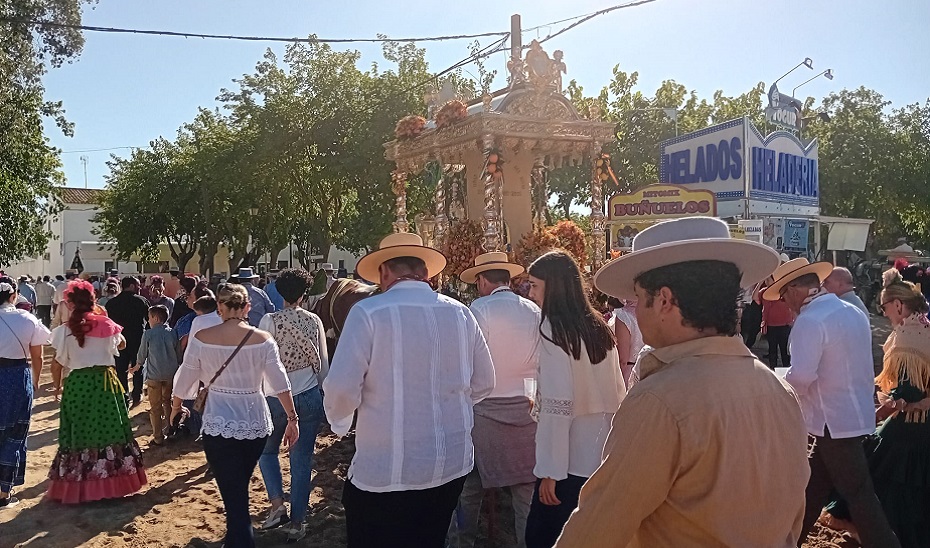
[{"x1": 5, "y1": 463, "x2": 211, "y2": 547}]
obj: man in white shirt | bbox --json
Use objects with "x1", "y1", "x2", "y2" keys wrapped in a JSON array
[
  {"x1": 324, "y1": 233, "x2": 495, "y2": 548},
  {"x1": 763, "y1": 258, "x2": 901, "y2": 548},
  {"x1": 448, "y1": 252, "x2": 539, "y2": 548},
  {"x1": 822, "y1": 266, "x2": 870, "y2": 316},
  {"x1": 34, "y1": 275, "x2": 55, "y2": 327},
  {"x1": 51, "y1": 274, "x2": 67, "y2": 314}
]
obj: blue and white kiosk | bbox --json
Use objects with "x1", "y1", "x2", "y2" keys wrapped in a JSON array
[{"x1": 659, "y1": 117, "x2": 871, "y2": 261}]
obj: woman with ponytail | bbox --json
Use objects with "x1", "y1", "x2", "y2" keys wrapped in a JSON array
[
  {"x1": 824, "y1": 269, "x2": 930, "y2": 547},
  {"x1": 47, "y1": 279, "x2": 147, "y2": 504}
]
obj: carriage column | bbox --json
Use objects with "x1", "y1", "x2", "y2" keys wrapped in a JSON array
[
  {"x1": 590, "y1": 143, "x2": 607, "y2": 271},
  {"x1": 392, "y1": 170, "x2": 410, "y2": 233}
]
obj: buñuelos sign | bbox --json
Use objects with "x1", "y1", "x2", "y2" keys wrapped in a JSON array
[{"x1": 608, "y1": 184, "x2": 716, "y2": 221}]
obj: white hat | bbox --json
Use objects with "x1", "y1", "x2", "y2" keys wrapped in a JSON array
[
  {"x1": 237, "y1": 267, "x2": 260, "y2": 280},
  {"x1": 459, "y1": 252, "x2": 525, "y2": 284},
  {"x1": 321, "y1": 263, "x2": 335, "y2": 271},
  {"x1": 761, "y1": 258, "x2": 834, "y2": 301},
  {"x1": 355, "y1": 233, "x2": 447, "y2": 283},
  {"x1": 594, "y1": 217, "x2": 780, "y2": 300}
]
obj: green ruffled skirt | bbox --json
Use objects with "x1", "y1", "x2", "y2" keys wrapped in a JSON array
[{"x1": 47, "y1": 366, "x2": 147, "y2": 504}]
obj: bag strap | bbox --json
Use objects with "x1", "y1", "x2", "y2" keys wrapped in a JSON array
[{"x1": 203, "y1": 328, "x2": 255, "y2": 391}]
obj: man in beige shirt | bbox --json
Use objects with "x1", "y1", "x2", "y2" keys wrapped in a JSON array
[{"x1": 557, "y1": 217, "x2": 810, "y2": 547}]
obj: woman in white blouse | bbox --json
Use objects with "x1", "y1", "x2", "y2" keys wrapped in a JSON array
[
  {"x1": 0, "y1": 277, "x2": 50, "y2": 508},
  {"x1": 171, "y1": 283, "x2": 297, "y2": 548},
  {"x1": 524, "y1": 251, "x2": 626, "y2": 548}
]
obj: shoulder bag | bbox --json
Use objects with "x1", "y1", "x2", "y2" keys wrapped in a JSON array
[{"x1": 193, "y1": 327, "x2": 254, "y2": 413}]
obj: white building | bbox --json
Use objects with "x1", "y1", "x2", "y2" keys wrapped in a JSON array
[{"x1": 3, "y1": 187, "x2": 361, "y2": 279}]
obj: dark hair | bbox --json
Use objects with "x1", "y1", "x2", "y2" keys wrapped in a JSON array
[
  {"x1": 193, "y1": 284, "x2": 214, "y2": 300},
  {"x1": 276, "y1": 268, "x2": 310, "y2": 304},
  {"x1": 528, "y1": 251, "x2": 615, "y2": 364},
  {"x1": 148, "y1": 305, "x2": 169, "y2": 323},
  {"x1": 193, "y1": 296, "x2": 217, "y2": 314},
  {"x1": 43, "y1": 276, "x2": 50, "y2": 282},
  {"x1": 383, "y1": 257, "x2": 427, "y2": 276},
  {"x1": 478, "y1": 269, "x2": 511, "y2": 285},
  {"x1": 55, "y1": 275, "x2": 64, "y2": 281},
  {"x1": 787, "y1": 273, "x2": 821, "y2": 290},
  {"x1": 65, "y1": 282, "x2": 96, "y2": 347},
  {"x1": 121, "y1": 276, "x2": 139, "y2": 290},
  {"x1": 180, "y1": 276, "x2": 198, "y2": 293},
  {"x1": 0, "y1": 276, "x2": 17, "y2": 303},
  {"x1": 635, "y1": 260, "x2": 742, "y2": 336}
]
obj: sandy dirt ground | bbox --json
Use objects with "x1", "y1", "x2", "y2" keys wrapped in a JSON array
[{"x1": 1, "y1": 318, "x2": 894, "y2": 548}]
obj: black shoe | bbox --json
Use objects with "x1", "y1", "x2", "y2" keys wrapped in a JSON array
[{"x1": 0, "y1": 495, "x2": 19, "y2": 509}]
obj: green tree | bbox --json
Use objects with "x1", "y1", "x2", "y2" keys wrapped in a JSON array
[
  {"x1": 807, "y1": 87, "x2": 906, "y2": 249},
  {"x1": 0, "y1": 0, "x2": 94, "y2": 265},
  {"x1": 95, "y1": 137, "x2": 205, "y2": 272}
]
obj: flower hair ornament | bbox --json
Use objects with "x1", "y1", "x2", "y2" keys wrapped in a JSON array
[
  {"x1": 63, "y1": 279, "x2": 95, "y2": 301},
  {"x1": 0, "y1": 282, "x2": 13, "y2": 293}
]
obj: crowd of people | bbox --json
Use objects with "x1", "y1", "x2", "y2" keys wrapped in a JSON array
[{"x1": 0, "y1": 219, "x2": 928, "y2": 548}]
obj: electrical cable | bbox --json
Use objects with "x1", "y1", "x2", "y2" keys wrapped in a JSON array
[{"x1": 0, "y1": 17, "x2": 508, "y2": 44}]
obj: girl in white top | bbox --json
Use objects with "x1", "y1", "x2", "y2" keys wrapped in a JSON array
[
  {"x1": 524, "y1": 251, "x2": 626, "y2": 548},
  {"x1": 608, "y1": 298, "x2": 644, "y2": 387},
  {"x1": 171, "y1": 283, "x2": 297, "y2": 548},
  {"x1": 0, "y1": 278, "x2": 50, "y2": 508}
]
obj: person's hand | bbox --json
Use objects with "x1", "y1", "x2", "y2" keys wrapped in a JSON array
[
  {"x1": 905, "y1": 397, "x2": 930, "y2": 412},
  {"x1": 282, "y1": 421, "x2": 299, "y2": 452},
  {"x1": 128, "y1": 365, "x2": 140, "y2": 374},
  {"x1": 170, "y1": 405, "x2": 189, "y2": 427},
  {"x1": 539, "y1": 477, "x2": 561, "y2": 506}
]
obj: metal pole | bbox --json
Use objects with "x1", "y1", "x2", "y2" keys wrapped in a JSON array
[{"x1": 510, "y1": 14, "x2": 521, "y2": 57}]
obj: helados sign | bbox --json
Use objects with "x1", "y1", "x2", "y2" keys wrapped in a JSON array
[{"x1": 658, "y1": 117, "x2": 819, "y2": 211}]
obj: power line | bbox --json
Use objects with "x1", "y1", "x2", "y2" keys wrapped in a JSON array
[
  {"x1": 0, "y1": 17, "x2": 508, "y2": 44},
  {"x1": 60, "y1": 146, "x2": 148, "y2": 154},
  {"x1": 535, "y1": 0, "x2": 658, "y2": 45}
]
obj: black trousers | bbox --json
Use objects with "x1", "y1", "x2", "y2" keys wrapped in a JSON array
[
  {"x1": 525, "y1": 475, "x2": 587, "y2": 548},
  {"x1": 741, "y1": 301, "x2": 763, "y2": 348},
  {"x1": 203, "y1": 434, "x2": 268, "y2": 548},
  {"x1": 766, "y1": 325, "x2": 791, "y2": 368},
  {"x1": 342, "y1": 474, "x2": 467, "y2": 548},
  {"x1": 798, "y1": 430, "x2": 901, "y2": 548},
  {"x1": 35, "y1": 305, "x2": 52, "y2": 327},
  {"x1": 114, "y1": 346, "x2": 143, "y2": 402}
]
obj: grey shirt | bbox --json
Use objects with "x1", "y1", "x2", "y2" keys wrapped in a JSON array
[
  {"x1": 137, "y1": 324, "x2": 181, "y2": 381},
  {"x1": 838, "y1": 290, "x2": 869, "y2": 316}
]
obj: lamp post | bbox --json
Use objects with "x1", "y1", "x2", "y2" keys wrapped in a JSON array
[
  {"x1": 772, "y1": 57, "x2": 814, "y2": 90},
  {"x1": 792, "y1": 69, "x2": 834, "y2": 98}
]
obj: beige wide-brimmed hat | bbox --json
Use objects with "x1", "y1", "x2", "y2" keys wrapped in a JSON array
[
  {"x1": 761, "y1": 258, "x2": 834, "y2": 301},
  {"x1": 459, "y1": 252, "x2": 525, "y2": 284},
  {"x1": 594, "y1": 217, "x2": 781, "y2": 300},
  {"x1": 355, "y1": 232, "x2": 447, "y2": 283}
]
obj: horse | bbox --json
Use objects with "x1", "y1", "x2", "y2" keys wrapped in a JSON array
[{"x1": 311, "y1": 278, "x2": 379, "y2": 361}]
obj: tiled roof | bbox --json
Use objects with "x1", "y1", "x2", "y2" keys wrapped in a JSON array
[{"x1": 60, "y1": 187, "x2": 104, "y2": 205}]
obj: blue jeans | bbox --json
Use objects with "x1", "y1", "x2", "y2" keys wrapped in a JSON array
[{"x1": 258, "y1": 386, "x2": 324, "y2": 524}]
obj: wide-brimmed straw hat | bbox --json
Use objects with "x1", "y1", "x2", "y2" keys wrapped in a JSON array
[
  {"x1": 460, "y1": 252, "x2": 525, "y2": 284},
  {"x1": 355, "y1": 233, "x2": 447, "y2": 283},
  {"x1": 594, "y1": 217, "x2": 780, "y2": 300},
  {"x1": 762, "y1": 258, "x2": 834, "y2": 301}
]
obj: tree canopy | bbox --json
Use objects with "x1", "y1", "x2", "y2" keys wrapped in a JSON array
[{"x1": 0, "y1": 0, "x2": 95, "y2": 265}]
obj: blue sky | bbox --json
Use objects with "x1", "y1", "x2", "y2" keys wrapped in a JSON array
[{"x1": 43, "y1": 0, "x2": 930, "y2": 189}]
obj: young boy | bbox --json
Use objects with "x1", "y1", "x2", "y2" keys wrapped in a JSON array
[{"x1": 135, "y1": 304, "x2": 181, "y2": 445}]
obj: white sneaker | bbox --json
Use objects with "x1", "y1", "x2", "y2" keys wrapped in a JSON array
[
  {"x1": 261, "y1": 504, "x2": 289, "y2": 530},
  {"x1": 286, "y1": 523, "x2": 307, "y2": 543}
]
